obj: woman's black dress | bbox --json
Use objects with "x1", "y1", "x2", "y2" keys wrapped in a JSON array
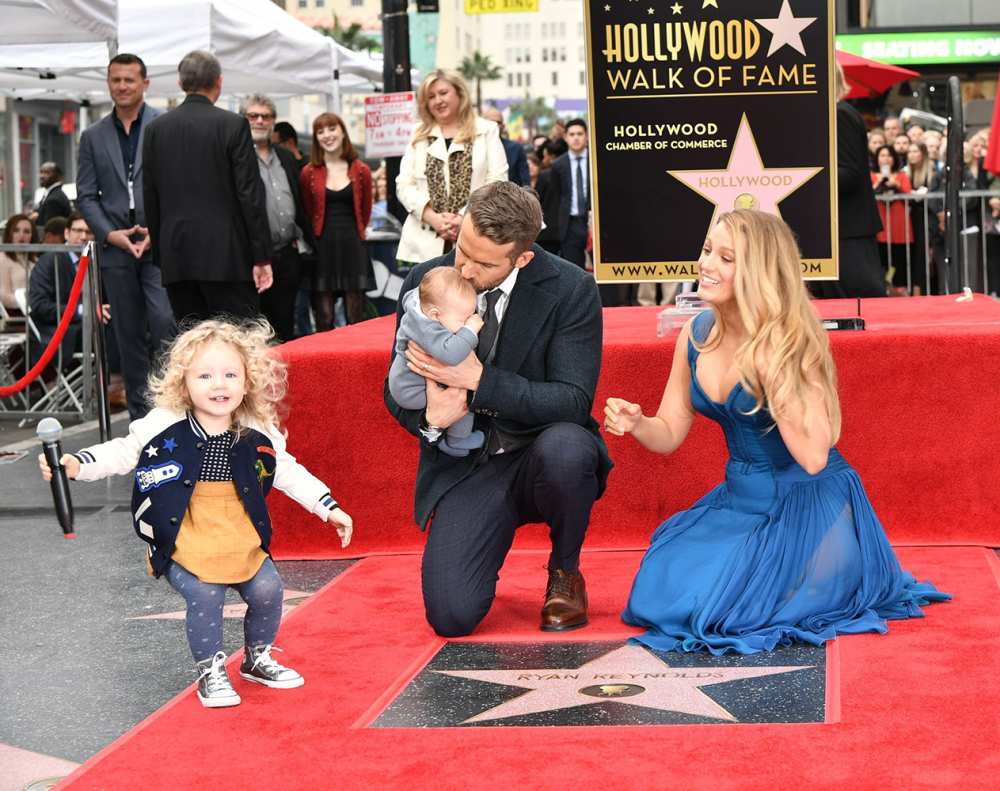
[{"x1": 314, "y1": 184, "x2": 374, "y2": 292}]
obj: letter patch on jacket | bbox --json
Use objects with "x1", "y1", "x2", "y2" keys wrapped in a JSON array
[{"x1": 136, "y1": 461, "x2": 183, "y2": 492}]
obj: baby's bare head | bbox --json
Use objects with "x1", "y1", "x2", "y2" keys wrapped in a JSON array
[{"x1": 419, "y1": 267, "x2": 478, "y2": 332}]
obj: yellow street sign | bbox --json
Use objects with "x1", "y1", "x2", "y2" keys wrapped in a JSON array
[{"x1": 464, "y1": 0, "x2": 538, "y2": 14}]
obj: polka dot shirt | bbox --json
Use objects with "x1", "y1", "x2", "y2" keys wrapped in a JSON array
[{"x1": 198, "y1": 431, "x2": 235, "y2": 481}]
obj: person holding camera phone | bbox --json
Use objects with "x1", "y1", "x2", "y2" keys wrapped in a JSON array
[{"x1": 871, "y1": 144, "x2": 913, "y2": 294}]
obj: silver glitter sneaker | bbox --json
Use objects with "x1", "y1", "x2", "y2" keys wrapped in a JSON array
[
  {"x1": 240, "y1": 644, "x2": 304, "y2": 689},
  {"x1": 196, "y1": 651, "x2": 241, "y2": 708}
]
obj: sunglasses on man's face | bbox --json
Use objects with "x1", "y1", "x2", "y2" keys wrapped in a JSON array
[{"x1": 246, "y1": 112, "x2": 274, "y2": 121}]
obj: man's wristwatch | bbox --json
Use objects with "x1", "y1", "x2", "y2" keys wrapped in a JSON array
[{"x1": 418, "y1": 414, "x2": 444, "y2": 444}]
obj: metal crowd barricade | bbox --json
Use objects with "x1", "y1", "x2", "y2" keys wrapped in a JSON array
[
  {"x1": 0, "y1": 241, "x2": 111, "y2": 440},
  {"x1": 874, "y1": 188, "x2": 1000, "y2": 296}
]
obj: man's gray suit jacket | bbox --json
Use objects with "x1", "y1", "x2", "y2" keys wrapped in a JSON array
[{"x1": 76, "y1": 104, "x2": 162, "y2": 269}]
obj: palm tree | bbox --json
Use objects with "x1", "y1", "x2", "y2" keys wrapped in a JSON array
[
  {"x1": 319, "y1": 15, "x2": 381, "y2": 54},
  {"x1": 458, "y1": 52, "x2": 502, "y2": 113},
  {"x1": 510, "y1": 95, "x2": 550, "y2": 138}
]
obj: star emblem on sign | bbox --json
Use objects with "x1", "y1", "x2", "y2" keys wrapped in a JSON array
[
  {"x1": 756, "y1": 0, "x2": 817, "y2": 57},
  {"x1": 145, "y1": 444, "x2": 158, "y2": 458},
  {"x1": 667, "y1": 113, "x2": 822, "y2": 234},
  {"x1": 434, "y1": 645, "x2": 810, "y2": 723}
]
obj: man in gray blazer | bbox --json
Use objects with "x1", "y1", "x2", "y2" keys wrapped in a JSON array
[
  {"x1": 77, "y1": 53, "x2": 175, "y2": 419},
  {"x1": 385, "y1": 182, "x2": 612, "y2": 638}
]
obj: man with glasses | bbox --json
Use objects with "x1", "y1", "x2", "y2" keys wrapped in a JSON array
[
  {"x1": 77, "y1": 53, "x2": 175, "y2": 419},
  {"x1": 142, "y1": 50, "x2": 272, "y2": 324},
  {"x1": 243, "y1": 95, "x2": 310, "y2": 342},
  {"x1": 27, "y1": 213, "x2": 97, "y2": 369}
]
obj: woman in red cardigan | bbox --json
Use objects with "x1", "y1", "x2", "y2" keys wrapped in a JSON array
[{"x1": 300, "y1": 112, "x2": 373, "y2": 328}]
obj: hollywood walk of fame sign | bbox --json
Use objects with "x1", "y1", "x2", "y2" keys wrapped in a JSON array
[
  {"x1": 584, "y1": 0, "x2": 838, "y2": 282},
  {"x1": 370, "y1": 641, "x2": 829, "y2": 727}
]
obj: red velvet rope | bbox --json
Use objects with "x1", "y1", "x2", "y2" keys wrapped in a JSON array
[{"x1": 0, "y1": 252, "x2": 91, "y2": 397}]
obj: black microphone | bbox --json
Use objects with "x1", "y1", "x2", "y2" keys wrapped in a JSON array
[{"x1": 37, "y1": 417, "x2": 76, "y2": 539}]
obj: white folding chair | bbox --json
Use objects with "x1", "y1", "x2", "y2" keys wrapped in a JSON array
[{"x1": 14, "y1": 286, "x2": 85, "y2": 416}]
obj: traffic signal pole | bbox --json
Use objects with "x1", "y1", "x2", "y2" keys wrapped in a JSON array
[{"x1": 382, "y1": 0, "x2": 412, "y2": 224}]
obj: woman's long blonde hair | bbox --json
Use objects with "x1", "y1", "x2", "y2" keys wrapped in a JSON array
[
  {"x1": 147, "y1": 319, "x2": 287, "y2": 432},
  {"x1": 697, "y1": 210, "x2": 841, "y2": 443},
  {"x1": 411, "y1": 70, "x2": 477, "y2": 147}
]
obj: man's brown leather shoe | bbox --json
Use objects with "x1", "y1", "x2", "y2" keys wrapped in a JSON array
[{"x1": 540, "y1": 569, "x2": 588, "y2": 632}]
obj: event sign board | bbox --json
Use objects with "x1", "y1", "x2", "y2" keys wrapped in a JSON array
[
  {"x1": 584, "y1": 0, "x2": 838, "y2": 282},
  {"x1": 364, "y1": 92, "x2": 417, "y2": 159},
  {"x1": 836, "y1": 31, "x2": 1000, "y2": 65},
  {"x1": 464, "y1": 0, "x2": 538, "y2": 14}
]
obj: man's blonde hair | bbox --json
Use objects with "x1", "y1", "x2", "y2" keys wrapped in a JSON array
[
  {"x1": 147, "y1": 319, "x2": 287, "y2": 431},
  {"x1": 467, "y1": 181, "x2": 543, "y2": 257}
]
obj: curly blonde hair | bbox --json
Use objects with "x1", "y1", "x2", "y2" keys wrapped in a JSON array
[
  {"x1": 697, "y1": 210, "x2": 841, "y2": 443},
  {"x1": 146, "y1": 319, "x2": 287, "y2": 431}
]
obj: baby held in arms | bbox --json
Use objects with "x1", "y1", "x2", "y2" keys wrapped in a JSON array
[{"x1": 388, "y1": 266, "x2": 485, "y2": 457}]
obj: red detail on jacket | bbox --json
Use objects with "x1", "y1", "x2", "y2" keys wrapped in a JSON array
[{"x1": 300, "y1": 159, "x2": 373, "y2": 241}]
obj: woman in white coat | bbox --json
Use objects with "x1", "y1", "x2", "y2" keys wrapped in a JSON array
[{"x1": 395, "y1": 70, "x2": 508, "y2": 267}]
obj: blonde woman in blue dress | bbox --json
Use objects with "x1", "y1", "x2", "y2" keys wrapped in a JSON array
[{"x1": 605, "y1": 210, "x2": 948, "y2": 655}]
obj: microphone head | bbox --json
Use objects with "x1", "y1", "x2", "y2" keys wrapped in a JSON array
[{"x1": 37, "y1": 417, "x2": 63, "y2": 443}]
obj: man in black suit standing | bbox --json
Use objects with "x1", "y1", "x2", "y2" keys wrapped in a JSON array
[
  {"x1": 811, "y1": 62, "x2": 885, "y2": 299},
  {"x1": 548, "y1": 118, "x2": 590, "y2": 267},
  {"x1": 77, "y1": 53, "x2": 175, "y2": 419},
  {"x1": 142, "y1": 50, "x2": 272, "y2": 324},
  {"x1": 242, "y1": 94, "x2": 311, "y2": 343},
  {"x1": 31, "y1": 162, "x2": 73, "y2": 230},
  {"x1": 385, "y1": 181, "x2": 612, "y2": 638}
]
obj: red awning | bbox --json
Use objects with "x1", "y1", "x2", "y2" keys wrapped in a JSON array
[{"x1": 836, "y1": 49, "x2": 921, "y2": 100}]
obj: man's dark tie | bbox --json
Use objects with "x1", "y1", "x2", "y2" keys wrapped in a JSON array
[
  {"x1": 477, "y1": 289, "x2": 503, "y2": 363},
  {"x1": 574, "y1": 156, "x2": 586, "y2": 216}
]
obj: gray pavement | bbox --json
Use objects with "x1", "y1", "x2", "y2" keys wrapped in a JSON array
[{"x1": 0, "y1": 416, "x2": 352, "y2": 776}]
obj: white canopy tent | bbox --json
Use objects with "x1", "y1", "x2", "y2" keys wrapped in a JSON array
[
  {"x1": 0, "y1": 0, "x2": 117, "y2": 45},
  {"x1": 0, "y1": 0, "x2": 338, "y2": 100}
]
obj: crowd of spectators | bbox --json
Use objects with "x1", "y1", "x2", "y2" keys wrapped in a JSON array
[
  {"x1": 866, "y1": 116, "x2": 998, "y2": 296},
  {"x1": 3, "y1": 48, "x2": 997, "y2": 415}
]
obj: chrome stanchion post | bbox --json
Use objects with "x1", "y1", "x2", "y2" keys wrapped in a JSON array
[
  {"x1": 86, "y1": 242, "x2": 112, "y2": 442},
  {"x1": 80, "y1": 243, "x2": 93, "y2": 419},
  {"x1": 904, "y1": 195, "x2": 912, "y2": 294},
  {"x1": 923, "y1": 196, "x2": 931, "y2": 295},
  {"x1": 981, "y1": 195, "x2": 989, "y2": 294},
  {"x1": 885, "y1": 195, "x2": 894, "y2": 293},
  {"x1": 962, "y1": 199, "x2": 970, "y2": 290}
]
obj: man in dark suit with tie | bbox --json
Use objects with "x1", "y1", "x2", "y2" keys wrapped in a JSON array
[
  {"x1": 548, "y1": 118, "x2": 590, "y2": 267},
  {"x1": 142, "y1": 50, "x2": 272, "y2": 324},
  {"x1": 77, "y1": 53, "x2": 176, "y2": 419},
  {"x1": 385, "y1": 181, "x2": 612, "y2": 638}
]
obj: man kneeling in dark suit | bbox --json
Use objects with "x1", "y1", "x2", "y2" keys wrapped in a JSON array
[{"x1": 385, "y1": 181, "x2": 612, "y2": 637}]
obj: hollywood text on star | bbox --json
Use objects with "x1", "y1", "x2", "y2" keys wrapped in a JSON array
[{"x1": 601, "y1": 20, "x2": 818, "y2": 94}]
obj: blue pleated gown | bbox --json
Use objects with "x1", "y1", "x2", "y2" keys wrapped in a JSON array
[{"x1": 622, "y1": 311, "x2": 950, "y2": 655}]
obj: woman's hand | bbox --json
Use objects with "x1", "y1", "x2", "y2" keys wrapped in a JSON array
[
  {"x1": 38, "y1": 453, "x2": 80, "y2": 481},
  {"x1": 327, "y1": 507, "x2": 354, "y2": 548},
  {"x1": 604, "y1": 398, "x2": 643, "y2": 436}
]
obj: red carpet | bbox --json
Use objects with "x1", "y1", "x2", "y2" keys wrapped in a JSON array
[
  {"x1": 268, "y1": 296, "x2": 1000, "y2": 558},
  {"x1": 57, "y1": 547, "x2": 1000, "y2": 789}
]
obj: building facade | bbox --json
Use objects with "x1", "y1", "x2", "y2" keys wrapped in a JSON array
[{"x1": 836, "y1": 0, "x2": 1000, "y2": 122}]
